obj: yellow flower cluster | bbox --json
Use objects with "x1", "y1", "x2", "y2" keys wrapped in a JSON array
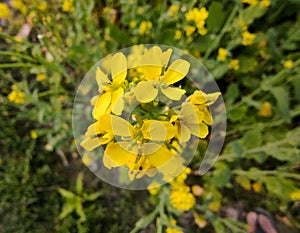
[
  {"x1": 168, "y1": 5, "x2": 179, "y2": 17},
  {"x1": 30, "y1": 130, "x2": 38, "y2": 139},
  {"x1": 258, "y1": 101, "x2": 272, "y2": 117},
  {"x1": 0, "y1": 3, "x2": 11, "y2": 19},
  {"x1": 139, "y1": 21, "x2": 152, "y2": 35},
  {"x1": 170, "y1": 168, "x2": 195, "y2": 211},
  {"x1": 229, "y1": 59, "x2": 240, "y2": 70},
  {"x1": 11, "y1": 0, "x2": 26, "y2": 14},
  {"x1": 242, "y1": 0, "x2": 271, "y2": 8},
  {"x1": 62, "y1": 0, "x2": 75, "y2": 12},
  {"x1": 174, "y1": 30, "x2": 182, "y2": 40},
  {"x1": 217, "y1": 48, "x2": 227, "y2": 61},
  {"x1": 242, "y1": 31, "x2": 256, "y2": 46},
  {"x1": 284, "y1": 60, "x2": 294, "y2": 68},
  {"x1": 291, "y1": 190, "x2": 300, "y2": 201},
  {"x1": 8, "y1": 84, "x2": 25, "y2": 104},
  {"x1": 80, "y1": 46, "x2": 220, "y2": 181},
  {"x1": 185, "y1": 7, "x2": 209, "y2": 35},
  {"x1": 166, "y1": 219, "x2": 183, "y2": 233}
]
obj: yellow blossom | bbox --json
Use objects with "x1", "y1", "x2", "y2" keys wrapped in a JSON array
[
  {"x1": 147, "y1": 180, "x2": 161, "y2": 195},
  {"x1": 174, "y1": 30, "x2": 182, "y2": 40},
  {"x1": 36, "y1": 73, "x2": 46, "y2": 82},
  {"x1": 11, "y1": 0, "x2": 26, "y2": 14},
  {"x1": 62, "y1": 0, "x2": 75, "y2": 12},
  {"x1": 0, "y1": 3, "x2": 11, "y2": 18},
  {"x1": 252, "y1": 182, "x2": 262, "y2": 193},
  {"x1": 242, "y1": 31, "x2": 256, "y2": 46},
  {"x1": 185, "y1": 7, "x2": 208, "y2": 35},
  {"x1": 291, "y1": 190, "x2": 300, "y2": 201},
  {"x1": 258, "y1": 101, "x2": 272, "y2": 117},
  {"x1": 8, "y1": 84, "x2": 25, "y2": 104},
  {"x1": 260, "y1": 0, "x2": 271, "y2": 8},
  {"x1": 129, "y1": 20, "x2": 137, "y2": 28},
  {"x1": 284, "y1": 60, "x2": 293, "y2": 68},
  {"x1": 185, "y1": 25, "x2": 196, "y2": 36},
  {"x1": 166, "y1": 227, "x2": 183, "y2": 233},
  {"x1": 170, "y1": 188, "x2": 195, "y2": 211},
  {"x1": 229, "y1": 59, "x2": 240, "y2": 70},
  {"x1": 217, "y1": 48, "x2": 227, "y2": 61},
  {"x1": 242, "y1": 0, "x2": 258, "y2": 6},
  {"x1": 168, "y1": 5, "x2": 179, "y2": 17},
  {"x1": 38, "y1": 1, "x2": 47, "y2": 11},
  {"x1": 30, "y1": 130, "x2": 38, "y2": 139},
  {"x1": 139, "y1": 21, "x2": 152, "y2": 35}
]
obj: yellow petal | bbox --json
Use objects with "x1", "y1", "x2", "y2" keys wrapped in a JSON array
[
  {"x1": 80, "y1": 137, "x2": 101, "y2": 151},
  {"x1": 180, "y1": 103, "x2": 199, "y2": 124},
  {"x1": 206, "y1": 92, "x2": 221, "y2": 106},
  {"x1": 92, "y1": 92, "x2": 111, "y2": 120},
  {"x1": 200, "y1": 107, "x2": 213, "y2": 125},
  {"x1": 141, "y1": 120, "x2": 175, "y2": 141},
  {"x1": 140, "y1": 47, "x2": 162, "y2": 80},
  {"x1": 189, "y1": 90, "x2": 206, "y2": 105},
  {"x1": 111, "y1": 52, "x2": 127, "y2": 85},
  {"x1": 105, "y1": 115, "x2": 133, "y2": 137},
  {"x1": 146, "y1": 144, "x2": 174, "y2": 167},
  {"x1": 104, "y1": 142, "x2": 136, "y2": 167},
  {"x1": 111, "y1": 87, "x2": 124, "y2": 115},
  {"x1": 161, "y1": 48, "x2": 172, "y2": 67},
  {"x1": 163, "y1": 59, "x2": 190, "y2": 84},
  {"x1": 160, "y1": 86, "x2": 186, "y2": 101},
  {"x1": 90, "y1": 95, "x2": 99, "y2": 106},
  {"x1": 188, "y1": 122, "x2": 209, "y2": 138},
  {"x1": 133, "y1": 80, "x2": 158, "y2": 103},
  {"x1": 177, "y1": 123, "x2": 191, "y2": 142},
  {"x1": 95, "y1": 67, "x2": 110, "y2": 92}
]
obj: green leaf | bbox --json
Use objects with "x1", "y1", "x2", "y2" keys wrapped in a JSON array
[
  {"x1": 225, "y1": 83, "x2": 240, "y2": 104},
  {"x1": 227, "y1": 106, "x2": 247, "y2": 122},
  {"x1": 240, "y1": 4, "x2": 266, "y2": 26},
  {"x1": 83, "y1": 192, "x2": 102, "y2": 201},
  {"x1": 194, "y1": 35, "x2": 214, "y2": 52},
  {"x1": 230, "y1": 140, "x2": 244, "y2": 157},
  {"x1": 213, "y1": 219, "x2": 226, "y2": 233},
  {"x1": 75, "y1": 197, "x2": 86, "y2": 221},
  {"x1": 271, "y1": 87, "x2": 291, "y2": 123},
  {"x1": 263, "y1": 176, "x2": 296, "y2": 201},
  {"x1": 58, "y1": 188, "x2": 76, "y2": 199},
  {"x1": 211, "y1": 62, "x2": 229, "y2": 79},
  {"x1": 293, "y1": 74, "x2": 300, "y2": 102},
  {"x1": 76, "y1": 172, "x2": 84, "y2": 195},
  {"x1": 241, "y1": 129, "x2": 262, "y2": 149},
  {"x1": 238, "y1": 56, "x2": 257, "y2": 73},
  {"x1": 207, "y1": 2, "x2": 226, "y2": 32},
  {"x1": 58, "y1": 202, "x2": 75, "y2": 220},
  {"x1": 210, "y1": 163, "x2": 231, "y2": 188},
  {"x1": 235, "y1": 175, "x2": 251, "y2": 190}
]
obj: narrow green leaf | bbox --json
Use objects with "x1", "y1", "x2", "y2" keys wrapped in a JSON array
[
  {"x1": 58, "y1": 203, "x2": 75, "y2": 220},
  {"x1": 76, "y1": 172, "x2": 84, "y2": 195},
  {"x1": 271, "y1": 87, "x2": 291, "y2": 123},
  {"x1": 58, "y1": 188, "x2": 76, "y2": 199},
  {"x1": 225, "y1": 83, "x2": 240, "y2": 104}
]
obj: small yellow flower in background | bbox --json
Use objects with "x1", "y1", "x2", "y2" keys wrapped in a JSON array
[
  {"x1": 166, "y1": 227, "x2": 183, "y2": 233},
  {"x1": 11, "y1": 0, "x2": 26, "y2": 14},
  {"x1": 0, "y1": 3, "x2": 11, "y2": 19},
  {"x1": 284, "y1": 60, "x2": 294, "y2": 68},
  {"x1": 147, "y1": 180, "x2": 161, "y2": 195},
  {"x1": 38, "y1": 1, "x2": 47, "y2": 11},
  {"x1": 8, "y1": 84, "x2": 25, "y2": 104},
  {"x1": 174, "y1": 30, "x2": 182, "y2": 40},
  {"x1": 229, "y1": 59, "x2": 240, "y2": 70},
  {"x1": 14, "y1": 36, "x2": 23, "y2": 43},
  {"x1": 168, "y1": 5, "x2": 179, "y2": 17},
  {"x1": 36, "y1": 73, "x2": 46, "y2": 82},
  {"x1": 192, "y1": 185, "x2": 204, "y2": 196},
  {"x1": 291, "y1": 190, "x2": 300, "y2": 201},
  {"x1": 242, "y1": 0, "x2": 258, "y2": 6},
  {"x1": 185, "y1": 7, "x2": 209, "y2": 36},
  {"x1": 129, "y1": 20, "x2": 137, "y2": 28},
  {"x1": 239, "y1": 20, "x2": 248, "y2": 31},
  {"x1": 62, "y1": 0, "x2": 75, "y2": 12},
  {"x1": 258, "y1": 101, "x2": 272, "y2": 117},
  {"x1": 217, "y1": 48, "x2": 227, "y2": 61},
  {"x1": 242, "y1": 31, "x2": 256, "y2": 46},
  {"x1": 30, "y1": 130, "x2": 38, "y2": 139},
  {"x1": 260, "y1": 0, "x2": 271, "y2": 8},
  {"x1": 252, "y1": 182, "x2": 262, "y2": 193},
  {"x1": 185, "y1": 25, "x2": 196, "y2": 36},
  {"x1": 139, "y1": 21, "x2": 152, "y2": 35}
]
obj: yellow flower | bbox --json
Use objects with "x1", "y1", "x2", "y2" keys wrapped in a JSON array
[
  {"x1": 166, "y1": 227, "x2": 183, "y2": 233},
  {"x1": 38, "y1": 1, "x2": 47, "y2": 11},
  {"x1": 170, "y1": 188, "x2": 195, "y2": 211},
  {"x1": 36, "y1": 73, "x2": 46, "y2": 82},
  {"x1": 185, "y1": 25, "x2": 196, "y2": 36},
  {"x1": 252, "y1": 182, "x2": 262, "y2": 193},
  {"x1": 242, "y1": 0, "x2": 258, "y2": 6},
  {"x1": 7, "y1": 84, "x2": 25, "y2": 104},
  {"x1": 133, "y1": 46, "x2": 189, "y2": 103},
  {"x1": 139, "y1": 21, "x2": 152, "y2": 35},
  {"x1": 258, "y1": 101, "x2": 272, "y2": 117},
  {"x1": 62, "y1": 0, "x2": 75, "y2": 12},
  {"x1": 174, "y1": 30, "x2": 182, "y2": 40},
  {"x1": 229, "y1": 59, "x2": 240, "y2": 70},
  {"x1": 260, "y1": 0, "x2": 271, "y2": 8},
  {"x1": 30, "y1": 130, "x2": 38, "y2": 139},
  {"x1": 185, "y1": 7, "x2": 208, "y2": 36},
  {"x1": 284, "y1": 60, "x2": 293, "y2": 68},
  {"x1": 147, "y1": 180, "x2": 161, "y2": 195},
  {"x1": 168, "y1": 5, "x2": 179, "y2": 17},
  {"x1": 242, "y1": 31, "x2": 256, "y2": 46},
  {"x1": 0, "y1": 3, "x2": 11, "y2": 19},
  {"x1": 129, "y1": 20, "x2": 137, "y2": 28},
  {"x1": 291, "y1": 190, "x2": 300, "y2": 201},
  {"x1": 92, "y1": 52, "x2": 127, "y2": 119},
  {"x1": 217, "y1": 48, "x2": 227, "y2": 61},
  {"x1": 11, "y1": 0, "x2": 26, "y2": 14}
]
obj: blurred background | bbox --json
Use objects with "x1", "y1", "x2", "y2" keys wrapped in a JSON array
[{"x1": 0, "y1": 0, "x2": 300, "y2": 232}]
